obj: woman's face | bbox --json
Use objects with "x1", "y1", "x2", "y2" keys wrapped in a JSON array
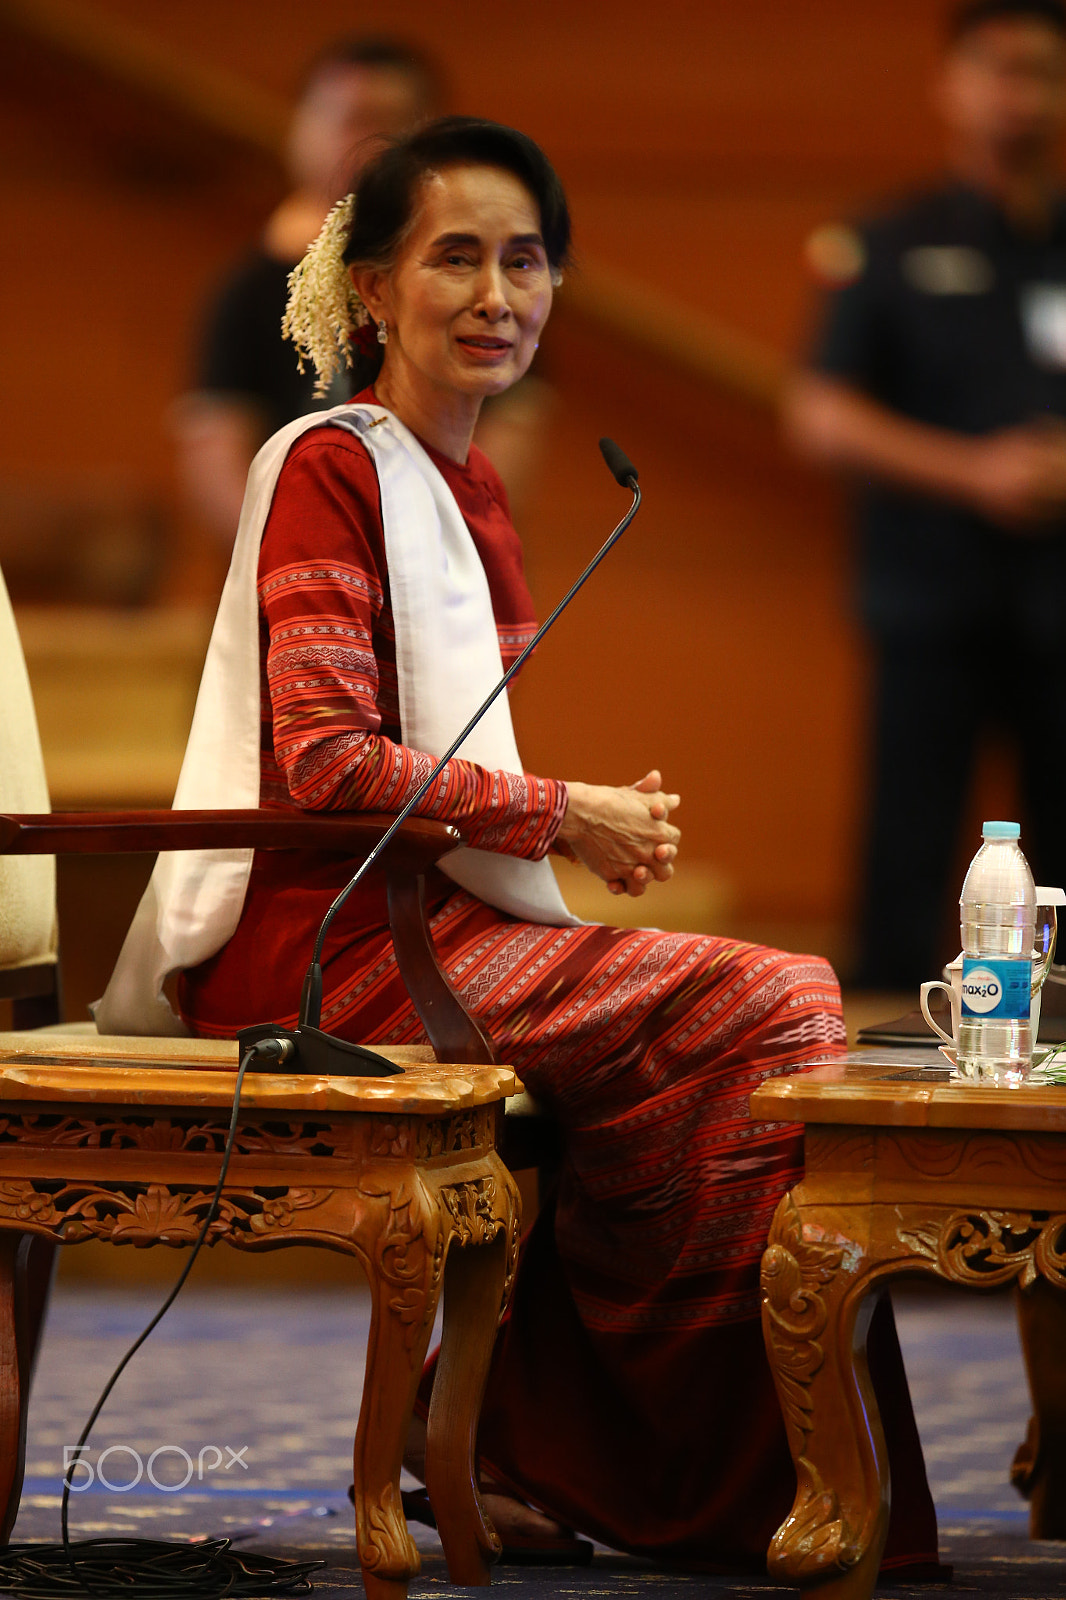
[{"x1": 355, "y1": 162, "x2": 555, "y2": 404}]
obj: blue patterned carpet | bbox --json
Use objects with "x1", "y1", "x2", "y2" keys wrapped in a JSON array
[{"x1": 5, "y1": 1269, "x2": 1064, "y2": 1598}]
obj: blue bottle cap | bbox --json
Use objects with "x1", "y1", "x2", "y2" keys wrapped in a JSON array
[{"x1": 982, "y1": 820, "x2": 1021, "y2": 840}]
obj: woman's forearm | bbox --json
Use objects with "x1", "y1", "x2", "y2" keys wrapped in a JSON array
[{"x1": 284, "y1": 727, "x2": 567, "y2": 859}]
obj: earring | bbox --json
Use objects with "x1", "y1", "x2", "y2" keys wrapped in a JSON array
[{"x1": 376, "y1": 319, "x2": 388, "y2": 346}]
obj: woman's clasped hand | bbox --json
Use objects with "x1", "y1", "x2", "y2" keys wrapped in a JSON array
[{"x1": 558, "y1": 768, "x2": 680, "y2": 896}]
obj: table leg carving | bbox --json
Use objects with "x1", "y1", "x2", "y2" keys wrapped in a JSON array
[
  {"x1": 761, "y1": 1195, "x2": 889, "y2": 1600},
  {"x1": 351, "y1": 1173, "x2": 444, "y2": 1600},
  {"x1": 1012, "y1": 1279, "x2": 1066, "y2": 1538},
  {"x1": 896, "y1": 1207, "x2": 1066, "y2": 1289},
  {"x1": 0, "y1": 1233, "x2": 34, "y2": 1545},
  {"x1": 426, "y1": 1163, "x2": 520, "y2": 1586}
]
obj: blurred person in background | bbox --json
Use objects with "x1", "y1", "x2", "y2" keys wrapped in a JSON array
[
  {"x1": 173, "y1": 37, "x2": 439, "y2": 546},
  {"x1": 786, "y1": 0, "x2": 1066, "y2": 989}
]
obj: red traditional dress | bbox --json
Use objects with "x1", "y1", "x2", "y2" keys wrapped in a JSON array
[{"x1": 179, "y1": 396, "x2": 938, "y2": 1570}]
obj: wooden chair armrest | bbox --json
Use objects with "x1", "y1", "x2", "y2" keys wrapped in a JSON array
[
  {"x1": 0, "y1": 810, "x2": 494, "y2": 1064},
  {"x1": 0, "y1": 811, "x2": 461, "y2": 875}
]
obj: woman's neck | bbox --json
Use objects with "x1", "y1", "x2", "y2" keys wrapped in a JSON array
[{"x1": 372, "y1": 366, "x2": 481, "y2": 464}]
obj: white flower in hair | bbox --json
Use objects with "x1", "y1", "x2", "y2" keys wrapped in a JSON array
[{"x1": 281, "y1": 194, "x2": 369, "y2": 397}]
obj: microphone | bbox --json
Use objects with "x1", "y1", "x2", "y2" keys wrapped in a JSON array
[
  {"x1": 599, "y1": 437, "x2": 638, "y2": 489},
  {"x1": 237, "y1": 438, "x2": 642, "y2": 1077}
]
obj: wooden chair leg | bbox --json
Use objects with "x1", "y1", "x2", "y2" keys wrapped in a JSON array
[
  {"x1": 424, "y1": 1234, "x2": 508, "y2": 1586},
  {"x1": 20, "y1": 1238, "x2": 56, "y2": 1392},
  {"x1": 0, "y1": 1233, "x2": 37, "y2": 1544},
  {"x1": 386, "y1": 872, "x2": 496, "y2": 1065},
  {"x1": 1012, "y1": 1280, "x2": 1066, "y2": 1538}
]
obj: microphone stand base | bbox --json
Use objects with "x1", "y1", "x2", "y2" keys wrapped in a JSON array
[{"x1": 236, "y1": 1024, "x2": 401, "y2": 1078}]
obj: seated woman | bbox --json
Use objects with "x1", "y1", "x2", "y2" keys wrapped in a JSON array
[{"x1": 98, "y1": 117, "x2": 938, "y2": 1572}]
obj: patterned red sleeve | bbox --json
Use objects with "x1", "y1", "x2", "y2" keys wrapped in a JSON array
[{"x1": 258, "y1": 431, "x2": 567, "y2": 860}]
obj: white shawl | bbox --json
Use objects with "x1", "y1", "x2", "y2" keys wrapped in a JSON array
[{"x1": 94, "y1": 403, "x2": 576, "y2": 1037}]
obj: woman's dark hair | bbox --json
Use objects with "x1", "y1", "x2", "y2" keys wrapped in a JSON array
[{"x1": 342, "y1": 116, "x2": 571, "y2": 387}]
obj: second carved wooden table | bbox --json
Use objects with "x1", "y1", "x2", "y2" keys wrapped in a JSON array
[{"x1": 752, "y1": 1050, "x2": 1066, "y2": 1600}]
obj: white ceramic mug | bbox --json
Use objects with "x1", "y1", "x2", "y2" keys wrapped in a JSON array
[
  {"x1": 919, "y1": 886, "x2": 1064, "y2": 1057},
  {"x1": 920, "y1": 958, "x2": 962, "y2": 1052}
]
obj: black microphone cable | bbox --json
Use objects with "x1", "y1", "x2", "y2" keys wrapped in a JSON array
[{"x1": 0, "y1": 1035, "x2": 325, "y2": 1600}]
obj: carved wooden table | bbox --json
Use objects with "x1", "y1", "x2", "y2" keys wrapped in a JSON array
[
  {"x1": 752, "y1": 1050, "x2": 1066, "y2": 1600},
  {"x1": 0, "y1": 1032, "x2": 522, "y2": 1600}
]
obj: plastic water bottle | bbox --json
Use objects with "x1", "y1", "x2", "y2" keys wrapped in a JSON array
[{"x1": 958, "y1": 820, "x2": 1036, "y2": 1083}]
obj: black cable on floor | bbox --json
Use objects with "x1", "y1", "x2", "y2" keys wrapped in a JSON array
[
  {"x1": 0, "y1": 1039, "x2": 325, "y2": 1600},
  {"x1": 0, "y1": 1537, "x2": 322, "y2": 1599}
]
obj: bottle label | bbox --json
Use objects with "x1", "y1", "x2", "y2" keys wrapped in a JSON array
[{"x1": 961, "y1": 956, "x2": 1032, "y2": 1021}]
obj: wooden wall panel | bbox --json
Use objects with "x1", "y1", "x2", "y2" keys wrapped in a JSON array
[{"x1": 512, "y1": 318, "x2": 862, "y2": 932}]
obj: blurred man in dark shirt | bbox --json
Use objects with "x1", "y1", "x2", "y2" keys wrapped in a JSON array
[
  {"x1": 786, "y1": 0, "x2": 1066, "y2": 988},
  {"x1": 174, "y1": 37, "x2": 438, "y2": 545}
]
